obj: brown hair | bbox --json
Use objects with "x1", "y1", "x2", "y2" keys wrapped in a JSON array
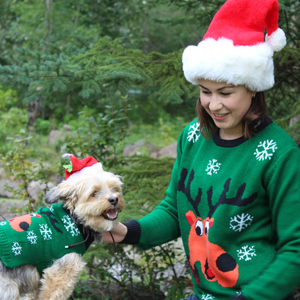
[{"x1": 196, "y1": 92, "x2": 268, "y2": 140}]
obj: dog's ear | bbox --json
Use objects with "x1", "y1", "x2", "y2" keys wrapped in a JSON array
[
  {"x1": 45, "y1": 186, "x2": 59, "y2": 204},
  {"x1": 45, "y1": 181, "x2": 78, "y2": 206}
]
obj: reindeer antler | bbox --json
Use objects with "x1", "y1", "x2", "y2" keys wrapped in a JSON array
[
  {"x1": 207, "y1": 178, "x2": 258, "y2": 218},
  {"x1": 39, "y1": 208, "x2": 63, "y2": 234},
  {"x1": 178, "y1": 168, "x2": 202, "y2": 217}
]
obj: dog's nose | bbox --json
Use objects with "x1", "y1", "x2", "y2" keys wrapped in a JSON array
[{"x1": 108, "y1": 196, "x2": 119, "y2": 205}]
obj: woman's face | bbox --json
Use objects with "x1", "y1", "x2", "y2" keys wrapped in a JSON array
[{"x1": 199, "y1": 79, "x2": 255, "y2": 140}]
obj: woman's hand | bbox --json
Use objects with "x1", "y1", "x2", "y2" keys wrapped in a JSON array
[{"x1": 102, "y1": 221, "x2": 128, "y2": 243}]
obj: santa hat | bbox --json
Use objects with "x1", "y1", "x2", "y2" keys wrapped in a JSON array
[
  {"x1": 182, "y1": 0, "x2": 286, "y2": 92},
  {"x1": 63, "y1": 154, "x2": 103, "y2": 182}
]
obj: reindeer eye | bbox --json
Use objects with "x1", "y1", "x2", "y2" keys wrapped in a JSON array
[
  {"x1": 205, "y1": 220, "x2": 210, "y2": 235},
  {"x1": 195, "y1": 220, "x2": 203, "y2": 236}
]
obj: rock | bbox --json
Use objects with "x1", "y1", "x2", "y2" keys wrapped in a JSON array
[
  {"x1": 151, "y1": 142, "x2": 177, "y2": 159},
  {"x1": 0, "y1": 167, "x2": 6, "y2": 179},
  {"x1": 0, "y1": 179, "x2": 21, "y2": 198},
  {"x1": 62, "y1": 124, "x2": 71, "y2": 131},
  {"x1": 290, "y1": 115, "x2": 300, "y2": 127},
  {"x1": 48, "y1": 130, "x2": 64, "y2": 144},
  {"x1": 0, "y1": 178, "x2": 55, "y2": 201},
  {"x1": 123, "y1": 140, "x2": 159, "y2": 157},
  {"x1": 0, "y1": 199, "x2": 28, "y2": 220},
  {"x1": 27, "y1": 180, "x2": 55, "y2": 201}
]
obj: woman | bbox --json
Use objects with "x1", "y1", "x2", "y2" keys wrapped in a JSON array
[{"x1": 103, "y1": 0, "x2": 300, "y2": 299}]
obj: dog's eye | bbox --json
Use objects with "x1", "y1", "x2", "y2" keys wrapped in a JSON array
[
  {"x1": 111, "y1": 186, "x2": 121, "y2": 193},
  {"x1": 92, "y1": 192, "x2": 97, "y2": 197}
]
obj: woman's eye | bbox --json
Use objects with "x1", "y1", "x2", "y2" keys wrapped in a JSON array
[
  {"x1": 221, "y1": 93, "x2": 231, "y2": 96},
  {"x1": 201, "y1": 91, "x2": 211, "y2": 95}
]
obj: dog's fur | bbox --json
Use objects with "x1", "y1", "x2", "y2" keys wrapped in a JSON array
[{"x1": 0, "y1": 168, "x2": 125, "y2": 300}]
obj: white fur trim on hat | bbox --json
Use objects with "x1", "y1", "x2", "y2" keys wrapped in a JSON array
[
  {"x1": 266, "y1": 28, "x2": 287, "y2": 52},
  {"x1": 182, "y1": 38, "x2": 275, "y2": 92},
  {"x1": 67, "y1": 163, "x2": 103, "y2": 182}
]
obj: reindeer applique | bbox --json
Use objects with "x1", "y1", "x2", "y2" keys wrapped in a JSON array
[
  {"x1": 178, "y1": 168, "x2": 258, "y2": 288},
  {"x1": 9, "y1": 213, "x2": 42, "y2": 232}
]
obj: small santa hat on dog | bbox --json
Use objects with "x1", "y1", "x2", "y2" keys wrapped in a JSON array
[
  {"x1": 182, "y1": 0, "x2": 286, "y2": 92},
  {"x1": 63, "y1": 154, "x2": 103, "y2": 182}
]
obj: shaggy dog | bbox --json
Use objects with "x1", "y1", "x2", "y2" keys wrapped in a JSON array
[{"x1": 0, "y1": 156, "x2": 125, "y2": 300}]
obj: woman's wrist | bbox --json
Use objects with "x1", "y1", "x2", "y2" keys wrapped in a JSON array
[{"x1": 120, "y1": 220, "x2": 141, "y2": 244}]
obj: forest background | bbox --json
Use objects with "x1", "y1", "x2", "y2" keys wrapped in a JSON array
[{"x1": 0, "y1": 0, "x2": 299, "y2": 299}]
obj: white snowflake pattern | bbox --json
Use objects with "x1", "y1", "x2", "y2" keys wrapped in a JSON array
[
  {"x1": 39, "y1": 224, "x2": 52, "y2": 240},
  {"x1": 237, "y1": 245, "x2": 256, "y2": 261},
  {"x1": 49, "y1": 205, "x2": 54, "y2": 212},
  {"x1": 187, "y1": 122, "x2": 201, "y2": 143},
  {"x1": 12, "y1": 242, "x2": 22, "y2": 256},
  {"x1": 27, "y1": 230, "x2": 38, "y2": 244},
  {"x1": 61, "y1": 215, "x2": 80, "y2": 237},
  {"x1": 253, "y1": 140, "x2": 278, "y2": 161},
  {"x1": 201, "y1": 294, "x2": 214, "y2": 300},
  {"x1": 229, "y1": 213, "x2": 253, "y2": 232},
  {"x1": 0, "y1": 221, "x2": 7, "y2": 226},
  {"x1": 205, "y1": 159, "x2": 221, "y2": 175}
]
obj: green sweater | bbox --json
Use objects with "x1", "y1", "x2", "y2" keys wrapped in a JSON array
[
  {"x1": 0, "y1": 203, "x2": 86, "y2": 276},
  {"x1": 134, "y1": 118, "x2": 300, "y2": 300}
]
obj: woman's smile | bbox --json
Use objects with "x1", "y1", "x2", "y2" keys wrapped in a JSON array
[{"x1": 212, "y1": 113, "x2": 230, "y2": 121}]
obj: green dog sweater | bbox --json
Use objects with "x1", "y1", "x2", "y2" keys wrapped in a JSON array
[
  {"x1": 132, "y1": 118, "x2": 300, "y2": 300},
  {"x1": 0, "y1": 203, "x2": 86, "y2": 276}
]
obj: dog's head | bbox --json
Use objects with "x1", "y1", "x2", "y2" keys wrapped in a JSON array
[{"x1": 45, "y1": 166, "x2": 125, "y2": 232}]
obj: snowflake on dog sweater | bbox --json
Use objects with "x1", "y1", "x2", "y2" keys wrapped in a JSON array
[{"x1": 62, "y1": 215, "x2": 81, "y2": 237}]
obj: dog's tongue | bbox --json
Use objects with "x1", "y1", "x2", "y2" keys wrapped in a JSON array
[{"x1": 107, "y1": 209, "x2": 117, "y2": 218}]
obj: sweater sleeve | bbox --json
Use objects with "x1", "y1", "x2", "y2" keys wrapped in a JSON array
[
  {"x1": 133, "y1": 131, "x2": 184, "y2": 250},
  {"x1": 241, "y1": 146, "x2": 300, "y2": 300}
]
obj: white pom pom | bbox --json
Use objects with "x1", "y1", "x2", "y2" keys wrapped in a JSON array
[{"x1": 266, "y1": 28, "x2": 286, "y2": 52}]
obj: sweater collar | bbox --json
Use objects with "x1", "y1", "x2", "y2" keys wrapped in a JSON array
[{"x1": 212, "y1": 117, "x2": 273, "y2": 148}]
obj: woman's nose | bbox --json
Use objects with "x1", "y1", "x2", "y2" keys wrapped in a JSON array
[{"x1": 209, "y1": 95, "x2": 223, "y2": 111}]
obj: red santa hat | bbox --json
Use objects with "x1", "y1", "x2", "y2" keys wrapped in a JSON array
[
  {"x1": 182, "y1": 0, "x2": 286, "y2": 92},
  {"x1": 63, "y1": 154, "x2": 103, "y2": 182}
]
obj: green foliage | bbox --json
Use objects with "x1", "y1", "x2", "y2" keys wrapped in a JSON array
[
  {"x1": 115, "y1": 155, "x2": 175, "y2": 221},
  {"x1": 1, "y1": 129, "x2": 54, "y2": 213},
  {"x1": 61, "y1": 101, "x2": 129, "y2": 170},
  {"x1": 0, "y1": 0, "x2": 203, "y2": 124},
  {"x1": 79, "y1": 241, "x2": 190, "y2": 300},
  {"x1": 126, "y1": 115, "x2": 187, "y2": 148},
  {"x1": 146, "y1": 50, "x2": 197, "y2": 106},
  {"x1": 35, "y1": 118, "x2": 52, "y2": 135},
  {"x1": 267, "y1": 1, "x2": 300, "y2": 140},
  {"x1": 0, "y1": 86, "x2": 28, "y2": 153},
  {"x1": 0, "y1": 86, "x2": 19, "y2": 110}
]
